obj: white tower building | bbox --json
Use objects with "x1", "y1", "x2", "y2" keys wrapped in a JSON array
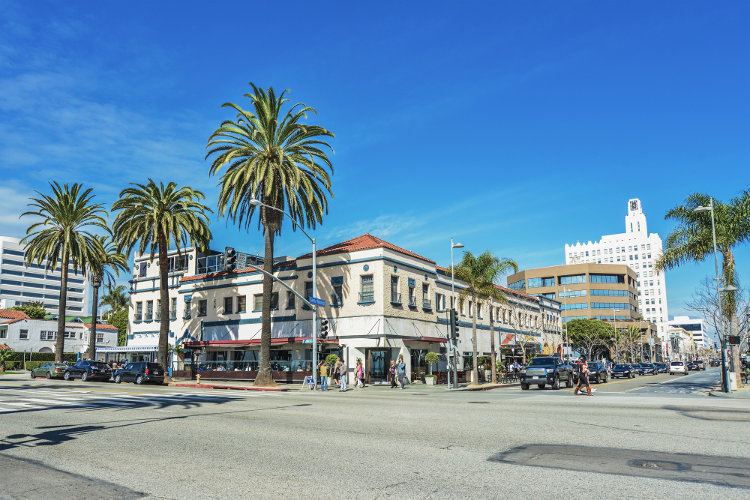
[{"x1": 564, "y1": 199, "x2": 669, "y2": 350}]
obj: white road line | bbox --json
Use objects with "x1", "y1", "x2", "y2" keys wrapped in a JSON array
[{"x1": 2, "y1": 402, "x2": 43, "y2": 408}]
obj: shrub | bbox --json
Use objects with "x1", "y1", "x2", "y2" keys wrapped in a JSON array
[{"x1": 325, "y1": 354, "x2": 339, "y2": 365}]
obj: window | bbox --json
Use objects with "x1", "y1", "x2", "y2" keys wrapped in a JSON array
[
  {"x1": 146, "y1": 300, "x2": 153, "y2": 321},
  {"x1": 422, "y1": 283, "x2": 431, "y2": 309},
  {"x1": 156, "y1": 299, "x2": 161, "y2": 320},
  {"x1": 139, "y1": 262, "x2": 147, "y2": 277},
  {"x1": 19, "y1": 329, "x2": 29, "y2": 339},
  {"x1": 0, "y1": 328, "x2": 5, "y2": 339},
  {"x1": 135, "y1": 302, "x2": 143, "y2": 322},
  {"x1": 559, "y1": 274, "x2": 586, "y2": 285},
  {"x1": 184, "y1": 299, "x2": 192, "y2": 320},
  {"x1": 360, "y1": 275, "x2": 374, "y2": 303},
  {"x1": 171, "y1": 297, "x2": 177, "y2": 319},
  {"x1": 198, "y1": 299, "x2": 207, "y2": 317},
  {"x1": 253, "y1": 293, "x2": 279, "y2": 311},
  {"x1": 96, "y1": 333, "x2": 104, "y2": 343},
  {"x1": 391, "y1": 276, "x2": 401, "y2": 304},
  {"x1": 507, "y1": 280, "x2": 525, "y2": 291},
  {"x1": 408, "y1": 278, "x2": 416, "y2": 307},
  {"x1": 331, "y1": 276, "x2": 344, "y2": 306},
  {"x1": 559, "y1": 289, "x2": 586, "y2": 298},
  {"x1": 237, "y1": 295, "x2": 247, "y2": 313},
  {"x1": 436, "y1": 293, "x2": 445, "y2": 311},
  {"x1": 590, "y1": 274, "x2": 624, "y2": 284},
  {"x1": 62, "y1": 331, "x2": 77, "y2": 340},
  {"x1": 40, "y1": 331, "x2": 57, "y2": 341},
  {"x1": 285, "y1": 292, "x2": 294, "y2": 310},
  {"x1": 168, "y1": 254, "x2": 189, "y2": 272},
  {"x1": 304, "y1": 281, "x2": 313, "y2": 310},
  {"x1": 224, "y1": 296, "x2": 233, "y2": 314}
]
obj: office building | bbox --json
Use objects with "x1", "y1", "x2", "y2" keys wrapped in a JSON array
[
  {"x1": 0, "y1": 236, "x2": 90, "y2": 317},
  {"x1": 669, "y1": 315, "x2": 709, "y2": 349}
]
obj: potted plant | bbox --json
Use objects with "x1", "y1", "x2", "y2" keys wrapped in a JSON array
[{"x1": 425, "y1": 352, "x2": 439, "y2": 385}]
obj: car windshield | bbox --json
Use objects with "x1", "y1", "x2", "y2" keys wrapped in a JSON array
[
  {"x1": 614, "y1": 364, "x2": 629, "y2": 369},
  {"x1": 528, "y1": 358, "x2": 557, "y2": 366}
]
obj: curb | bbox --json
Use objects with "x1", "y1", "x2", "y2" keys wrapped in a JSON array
[
  {"x1": 171, "y1": 383, "x2": 287, "y2": 392},
  {"x1": 463, "y1": 383, "x2": 520, "y2": 391}
]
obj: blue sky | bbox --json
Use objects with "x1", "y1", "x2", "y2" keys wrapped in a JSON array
[{"x1": 1, "y1": 1, "x2": 748, "y2": 330}]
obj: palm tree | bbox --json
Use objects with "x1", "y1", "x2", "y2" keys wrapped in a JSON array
[
  {"x1": 22, "y1": 182, "x2": 106, "y2": 362},
  {"x1": 99, "y1": 284, "x2": 129, "y2": 320},
  {"x1": 206, "y1": 83, "x2": 334, "y2": 387},
  {"x1": 657, "y1": 192, "x2": 750, "y2": 342},
  {"x1": 86, "y1": 235, "x2": 129, "y2": 360},
  {"x1": 112, "y1": 180, "x2": 212, "y2": 375},
  {"x1": 453, "y1": 251, "x2": 518, "y2": 385}
]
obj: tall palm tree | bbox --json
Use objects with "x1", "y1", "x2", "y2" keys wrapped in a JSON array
[
  {"x1": 99, "y1": 284, "x2": 129, "y2": 320},
  {"x1": 657, "y1": 192, "x2": 750, "y2": 340},
  {"x1": 453, "y1": 251, "x2": 518, "y2": 385},
  {"x1": 22, "y1": 182, "x2": 106, "y2": 362},
  {"x1": 206, "y1": 83, "x2": 334, "y2": 387},
  {"x1": 112, "y1": 180, "x2": 212, "y2": 374},
  {"x1": 86, "y1": 235, "x2": 128, "y2": 360}
]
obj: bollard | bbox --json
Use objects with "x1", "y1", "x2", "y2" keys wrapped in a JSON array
[{"x1": 197, "y1": 373, "x2": 201, "y2": 384}]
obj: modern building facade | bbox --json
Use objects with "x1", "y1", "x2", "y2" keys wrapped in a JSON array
[
  {"x1": 507, "y1": 263, "x2": 639, "y2": 323},
  {"x1": 0, "y1": 236, "x2": 90, "y2": 316},
  {"x1": 123, "y1": 234, "x2": 564, "y2": 382},
  {"x1": 0, "y1": 309, "x2": 118, "y2": 354},
  {"x1": 564, "y1": 199, "x2": 669, "y2": 345},
  {"x1": 669, "y1": 315, "x2": 709, "y2": 349}
]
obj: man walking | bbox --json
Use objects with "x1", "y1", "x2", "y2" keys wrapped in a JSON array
[
  {"x1": 339, "y1": 359, "x2": 347, "y2": 392},
  {"x1": 574, "y1": 355, "x2": 592, "y2": 396}
]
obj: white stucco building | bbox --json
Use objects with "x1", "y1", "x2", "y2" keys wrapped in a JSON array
[
  {"x1": 669, "y1": 315, "x2": 709, "y2": 349},
  {"x1": 0, "y1": 236, "x2": 90, "y2": 316},
  {"x1": 565, "y1": 199, "x2": 669, "y2": 353}
]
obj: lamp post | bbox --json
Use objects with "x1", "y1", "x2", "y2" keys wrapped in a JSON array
[
  {"x1": 250, "y1": 198, "x2": 319, "y2": 389},
  {"x1": 611, "y1": 308, "x2": 622, "y2": 363},
  {"x1": 450, "y1": 238, "x2": 464, "y2": 389},
  {"x1": 694, "y1": 198, "x2": 731, "y2": 392}
]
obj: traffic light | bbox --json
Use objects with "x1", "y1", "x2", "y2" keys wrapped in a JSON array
[
  {"x1": 449, "y1": 309, "x2": 460, "y2": 339},
  {"x1": 714, "y1": 341, "x2": 718, "y2": 350},
  {"x1": 319, "y1": 319, "x2": 329, "y2": 339},
  {"x1": 224, "y1": 247, "x2": 236, "y2": 272}
]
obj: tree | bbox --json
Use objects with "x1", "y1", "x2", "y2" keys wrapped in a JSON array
[
  {"x1": 425, "y1": 351, "x2": 439, "y2": 375},
  {"x1": 99, "y1": 284, "x2": 129, "y2": 321},
  {"x1": 506, "y1": 299, "x2": 539, "y2": 365},
  {"x1": 112, "y1": 180, "x2": 212, "y2": 376},
  {"x1": 206, "y1": 83, "x2": 334, "y2": 387},
  {"x1": 0, "y1": 347, "x2": 11, "y2": 372},
  {"x1": 687, "y1": 276, "x2": 750, "y2": 356},
  {"x1": 657, "y1": 192, "x2": 750, "y2": 376},
  {"x1": 85, "y1": 235, "x2": 128, "y2": 360},
  {"x1": 566, "y1": 319, "x2": 613, "y2": 360},
  {"x1": 22, "y1": 182, "x2": 106, "y2": 362},
  {"x1": 10, "y1": 302, "x2": 47, "y2": 319},
  {"x1": 453, "y1": 251, "x2": 518, "y2": 385},
  {"x1": 108, "y1": 309, "x2": 129, "y2": 346}
]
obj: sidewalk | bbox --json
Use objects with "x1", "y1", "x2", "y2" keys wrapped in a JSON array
[{"x1": 708, "y1": 386, "x2": 750, "y2": 399}]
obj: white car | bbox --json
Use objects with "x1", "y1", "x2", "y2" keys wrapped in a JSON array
[{"x1": 669, "y1": 361, "x2": 688, "y2": 375}]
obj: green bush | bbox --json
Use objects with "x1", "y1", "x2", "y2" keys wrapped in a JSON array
[
  {"x1": 425, "y1": 374, "x2": 437, "y2": 379},
  {"x1": 325, "y1": 354, "x2": 339, "y2": 365},
  {"x1": 25, "y1": 361, "x2": 52, "y2": 371},
  {"x1": 1, "y1": 352, "x2": 77, "y2": 362}
]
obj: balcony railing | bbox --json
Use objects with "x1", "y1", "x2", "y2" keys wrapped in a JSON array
[
  {"x1": 391, "y1": 292, "x2": 402, "y2": 304},
  {"x1": 359, "y1": 292, "x2": 375, "y2": 303},
  {"x1": 408, "y1": 296, "x2": 417, "y2": 308},
  {"x1": 422, "y1": 299, "x2": 432, "y2": 310}
]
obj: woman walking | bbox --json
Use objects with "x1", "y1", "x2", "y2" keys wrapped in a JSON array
[
  {"x1": 355, "y1": 360, "x2": 364, "y2": 388},
  {"x1": 397, "y1": 356, "x2": 407, "y2": 389},
  {"x1": 574, "y1": 355, "x2": 593, "y2": 396},
  {"x1": 389, "y1": 360, "x2": 397, "y2": 388}
]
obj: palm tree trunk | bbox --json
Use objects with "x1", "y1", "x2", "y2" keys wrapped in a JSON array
[
  {"x1": 490, "y1": 307, "x2": 497, "y2": 384},
  {"x1": 55, "y1": 251, "x2": 69, "y2": 363},
  {"x1": 471, "y1": 293, "x2": 478, "y2": 385},
  {"x1": 157, "y1": 228, "x2": 171, "y2": 380},
  {"x1": 87, "y1": 281, "x2": 100, "y2": 360},
  {"x1": 255, "y1": 220, "x2": 277, "y2": 387}
]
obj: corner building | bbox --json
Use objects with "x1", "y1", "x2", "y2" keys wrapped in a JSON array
[
  {"x1": 124, "y1": 234, "x2": 563, "y2": 383},
  {"x1": 564, "y1": 199, "x2": 669, "y2": 349}
]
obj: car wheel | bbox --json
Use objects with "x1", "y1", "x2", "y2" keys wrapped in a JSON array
[
  {"x1": 552, "y1": 376, "x2": 560, "y2": 390},
  {"x1": 64, "y1": 371, "x2": 71, "y2": 381},
  {"x1": 566, "y1": 376, "x2": 573, "y2": 388},
  {"x1": 115, "y1": 374, "x2": 122, "y2": 384},
  {"x1": 45, "y1": 371, "x2": 52, "y2": 379},
  {"x1": 81, "y1": 372, "x2": 88, "y2": 382},
  {"x1": 538, "y1": 384, "x2": 545, "y2": 389},
  {"x1": 30, "y1": 371, "x2": 36, "y2": 379},
  {"x1": 521, "y1": 383, "x2": 529, "y2": 390},
  {"x1": 135, "y1": 375, "x2": 143, "y2": 385},
  {"x1": 602, "y1": 374, "x2": 607, "y2": 383}
]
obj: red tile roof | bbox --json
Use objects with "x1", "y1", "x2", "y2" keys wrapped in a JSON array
[
  {"x1": 83, "y1": 323, "x2": 118, "y2": 331},
  {"x1": 299, "y1": 233, "x2": 435, "y2": 264},
  {"x1": 0, "y1": 309, "x2": 29, "y2": 321}
]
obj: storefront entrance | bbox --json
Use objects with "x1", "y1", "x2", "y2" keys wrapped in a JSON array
[{"x1": 367, "y1": 349, "x2": 390, "y2": 383}]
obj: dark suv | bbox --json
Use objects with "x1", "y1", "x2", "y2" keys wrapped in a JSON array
[
  {"x1": 63, "y1": 360, "x2": 112, "y2": 382},
  {"x1": 114, "y1": 362, "x2": 165, "y2": 385}
]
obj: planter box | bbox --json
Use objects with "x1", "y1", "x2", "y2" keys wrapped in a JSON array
[{"x1": 425, "y1": 377, "x2": 437, "y2": 385}]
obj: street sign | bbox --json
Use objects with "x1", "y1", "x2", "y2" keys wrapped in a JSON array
[
  {"x1": 309, "y1": 296, "x2": 326, "y2": 307},
  {"x1": 302, "y1": 339, "x2": 313, "y2": 343}
]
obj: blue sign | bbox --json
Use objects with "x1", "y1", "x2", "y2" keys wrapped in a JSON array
[
  {"x1": 309, "y1": 296, "x2": 326, "y2": 307},
  {"x1": 302, "y1": 339, "x2": 313, "y2": 343}
]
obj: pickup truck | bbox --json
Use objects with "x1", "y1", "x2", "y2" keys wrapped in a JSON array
[{"x1": 520, "y1": 356, "x2": 574, "y2": 390}]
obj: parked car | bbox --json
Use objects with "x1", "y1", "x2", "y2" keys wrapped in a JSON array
[
  {"x1": 637, "y1": 362, "x2": 658, "y2": 375},
  {"x1": 114, "y1": 362, "x2": 165, "y2": 385},
  {"x1": 30, "y1": 362, "x2": 67, "y2": 379},
  {"x1": 585, "y1": 362, "x2": 609, "y2": 384},
  {"x1": 63, "y1": 360, "x2": 112, "y2": 381},
  {"x1": 694, "y1": 360, "x2": 706, "y2": 371},
  {"x1": 655, "y1": 362, "x2": 668, "y2": 373},
  {"x1": 611, "y1": 363, "x2": 636, "y2": 379},
  {"x1": 519, "y1": 356, "x2": 574, "y2": 390},
  {"x1": 669, "y1": 361, "x2": 688, "y2": 375}
]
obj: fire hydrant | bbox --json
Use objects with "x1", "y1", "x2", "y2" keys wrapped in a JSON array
[{"x1": 196, "y1": 373, "x2": 201, "y2": 384}]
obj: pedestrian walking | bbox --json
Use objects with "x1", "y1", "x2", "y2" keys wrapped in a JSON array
[
  {"x1": 574, "y1": 355, "x2": 593, "y2": 396},
  {"x1": 397, "y1": 356, "x2": 407, "y2": 389},
  {"x1": 339, "y1": 359, "x2": 347, "y2": 392},
  {"x1": 356, "y1": 360, "x2": 364, "y2": 388},
  {"x1": 319, "y1": 361, "x2": 329, "y2": 391},
  {"x1": 333, "y1": 360, "x2": 341, "y2": 387},
  {"x1": 389, "y1": 360, "x2": 397, "y2": 388}
]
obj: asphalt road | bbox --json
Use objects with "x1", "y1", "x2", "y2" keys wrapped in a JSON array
[{"x1": 1, "y1": 369, "x2": 748, "y2": 499}]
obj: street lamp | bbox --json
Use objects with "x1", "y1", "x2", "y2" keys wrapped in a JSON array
[
  {"x1": 694, "y1": 198, "x2": 731, "y2": 392},
  {"x1": 611, "y1": 308, "x2": 622, "y2": 363},
  {"x1": 250, "y1": 198, "x2": 319, "y2": 389},
  {"x1": 450, "y1": 238, "x2": 463, "y2": 389}
]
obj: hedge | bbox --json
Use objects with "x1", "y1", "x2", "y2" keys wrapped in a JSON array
[{"x1": 0, "y1": 352, "x2": 77, "y2": 362}]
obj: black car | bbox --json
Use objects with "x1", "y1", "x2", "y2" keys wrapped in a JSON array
[
  {"x1": 584, "y1": 362, "x2": 609, "y2": 384},
  {"x1": 655, "y1": 363, "x2": 668, "y2": 373},
  {"x1": 611, "y1": 363, "x2": 636, "y2": 379},
  {"x1": 114, "y1": 362, "x2": 165, "y2": 385},
  {"x1": 687, "y1": 361, "x2": 699, "y2": 371},
  {"x1": 63, "y1": 360, "x2": 112, "y2": 381},
  {"x1": 710, "y1": 359, "x2": 720, "y2": 367},
  {"x1": 694, "y1": 360, "x2": 706, "y2": 371},
  {"x1": 637, "y1": 362, "x2": 658, "y2": 375}
]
